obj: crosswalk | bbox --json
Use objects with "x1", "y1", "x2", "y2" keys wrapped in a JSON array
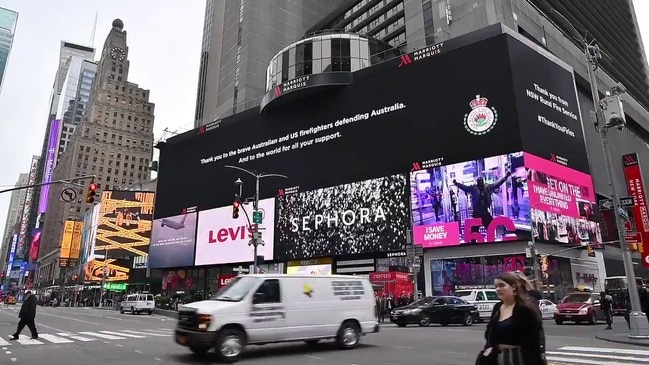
[
  {"x1": 0, "y1": 328, "x2": 173, "y2": 346},
  {"x1": 547, "y1": 346, "x2": 649, "y2": 364}
]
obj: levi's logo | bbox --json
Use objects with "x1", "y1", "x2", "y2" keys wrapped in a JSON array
[
  {"x1": 209, "y1": 225, "x2": 255, "y2": 243},
  {"x1": 398, "y1": 55, "x2": 413, "y2": 68}
]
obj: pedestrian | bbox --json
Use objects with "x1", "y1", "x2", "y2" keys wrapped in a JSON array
[
  {"x1": 477, "y1": 272, "x2": 544, "y2": 365},
  {"x1": 511, "y1": 271, "x2": 547, "y2": 365},
  {"x1": 11, "y1": 291, "x2": 38, "y2": 340},
  {"x1": 599, "y1": 291, "x2": 613, "y2": 330}
]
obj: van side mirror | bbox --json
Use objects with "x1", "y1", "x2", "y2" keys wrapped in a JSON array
[{"x1": 252, "y1": 292, "x2": 266, "y2": 304}]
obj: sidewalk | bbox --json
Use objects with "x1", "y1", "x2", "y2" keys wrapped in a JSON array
[{"x1": 595, "y1": 325, "x2": 649, "y2": 347}]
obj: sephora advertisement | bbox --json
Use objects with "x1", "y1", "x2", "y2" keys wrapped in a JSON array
[
  {"x1": 155, "y1": 32, "x2": 523, "y2": 220},
  {"x1": 275, "y1": 174, "x2": 409, "y2": 260},
  {"x1": 195, "y1": 198, "x2": 275, "y2": 266},
  {"x1": 411, "y1": 152, "x2": 527, "y2": 247},
  {"x1": 507, "y1": 37, "x2": 589, "y2": 174},
  {"x1": 526, "y1": 152, "x2": 601, "y2": 246},
  {"x1": 149, "y1": 212, "x2": 198, "y2": 269}
]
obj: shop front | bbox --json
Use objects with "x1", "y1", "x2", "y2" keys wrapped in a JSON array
[{"x1": 369, "y1": 271, "x2": 413, "y2": 297}]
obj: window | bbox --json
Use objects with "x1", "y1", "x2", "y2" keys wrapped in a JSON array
[
  {"x1": 475, "y1": 292, "x2": 485, "y2": 301},
  {"x1": 253, "y1": 279, "x2": 281, "y2": 304},
  {"x1": 433, "y1": 297, "x2": 448, "y2": 305},
  {"x1": 485, "y1": 291, "x2": 499, "y2": 301}
]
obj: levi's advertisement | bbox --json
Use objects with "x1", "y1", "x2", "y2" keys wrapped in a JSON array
[
  {"x1": 195, "y1": 198, "x2": 275, "y2": 266},
  {"x1": 275, "y1": 174, "x2": 409, "y2": 261},
  {"x1": 411, "y1": 152, "x2": 527, "y2": 248},
  {"x1": 622, "y1": 153, "x2": 649, "y2": 268},
  {"x1": 525, "y1": 152, "x2": 601, "y2": 246}
]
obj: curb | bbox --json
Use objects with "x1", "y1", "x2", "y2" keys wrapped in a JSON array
[{"x1": 595, "y1": 334, "x2": 649, "y2": 347}]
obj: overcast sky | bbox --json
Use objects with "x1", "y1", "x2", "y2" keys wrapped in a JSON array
[{"x1": 0, "y1": 0, "x2": 647, "y2": 246}]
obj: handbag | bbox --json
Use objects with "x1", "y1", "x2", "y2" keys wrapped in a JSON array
[
  {"x1": 496, "y1": 347, "x2": 525, "y2": 365},
  {"x1": 475, "y1": 350, "x2": 497, "y2": 365}
]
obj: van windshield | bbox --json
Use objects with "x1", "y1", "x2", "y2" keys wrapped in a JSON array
[{"x1": 211, "y1": 276, "x2": 258, "y2": 302}]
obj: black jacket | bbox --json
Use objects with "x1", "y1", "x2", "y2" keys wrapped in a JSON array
[
  {"x1": 19, "y1": 295, "x2": 37, "y2": 319},
  {"x1": 485, "y1": 302, "x2": 544, "y2": 365}
]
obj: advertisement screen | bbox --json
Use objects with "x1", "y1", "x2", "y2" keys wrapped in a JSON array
[
  {"x1": 525, "y1": 152, "x2": 600, "y2": 246},
  {"x1": 84, "y1": 258, "x2": 131, "y2": 282},
  {"x1": 155, "y1": 33, "x2": 522, "y2": 219},
  {"x1": 275, "y1": 174, "x2": 409, "y2": 261},
  {"x1": 508, "y1": 37, "x2": 588, "y2": 174},
  {"x1": 195, "y1": 198, "x2": 275, "y2": 266},
  {"x1": 38, "y1": 119, "x2": 61, "y2": 213},
  {"x1": 286, "y1": 264, "x2": 332, "y2": 275},
  {"x1": 17, "y1": 156, "x2": 39, "y2": 257},
  {"x1": 622, "y1": 153, "x2": 649, "y2": 267},
  {"x1": 149, "y1": 212, "x2": 198, "y2": 268},
  {"x1": 29, "y1": 229, "x2": 41, "y2": 261},
  {"x1": 59, "y1": 220, "x2": 74, "y2": 267},
  {"x1": 411, "y1": 153, "x2": 527, "y2": 248},
  {"x1": 80, "y1": 204, "x2": 100, "y2": 265},
  {"x1": 96, "y1": 191, "x2": 155, "y2": 258}
]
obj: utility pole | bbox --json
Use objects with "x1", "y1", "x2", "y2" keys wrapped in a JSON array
[
  {"x1": 225, "y1": 165, "x2": 287, "y2": 274},
  {"x1": 0, "y1": 174, "x2": 96, "y2": 194}
]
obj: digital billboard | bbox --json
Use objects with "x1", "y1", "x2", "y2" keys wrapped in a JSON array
[
  {"x1": 155, "y1": 32, "x2": 521, "y2": 219},
  {"x1": 59, "y1": 220, "x2": 75, "y2": 267},
  {"x1": 80, "y1": 204, "x2": 100, "y2": 265},
  {"x1": 95, "y1": 190, "x2": 155, "y2": 258},
  {"x1": 622, "y1": 153, "x2": 649, "y2": 268},
  {"x1": 149, "y1": 212, "x2": 198, "y2": 268},
  {"x1": 84, "y1": 258, "x2": 131, "y2": 282},
  {"x1": 38, "y1": 119, "x2": 61, "y2": 213},
  {"x1": 16, "y1": 156, "x2": 39, "y2": 256},
  {"x1": 29, "y1": 229, "x2": 41, "y2": 261},
  {"x1": 195, "y1": 198, "x2": 275, "y2": 266},
  {"x1": 410, "y1": 153, "x2": 527, "y2": 248},
  {"x1": 275, "y1": 174, "x2": 409, "y2": 260}
]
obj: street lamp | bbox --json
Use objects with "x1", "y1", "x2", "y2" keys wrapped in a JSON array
[
  {"x1": 549, "y1": 9, "x2": 649, "y2": 338},
  {"x1": 224, "y1": 165, "x2": 288, "y2": 273}
]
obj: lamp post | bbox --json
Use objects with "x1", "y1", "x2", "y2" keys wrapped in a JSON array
[{"x1": 225, "y1": 165, "x2": 287, "y2": 273}]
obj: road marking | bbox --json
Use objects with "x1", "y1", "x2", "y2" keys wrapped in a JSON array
[
  {"x1": 38, "y1": 334, "x2": 73, "y2": 344},
  {"x1": 105, "y1": 316, "x2": 123, "y2": 321},
  {"x1": 100, "y1": 331, "x2": 145, "y2": 338},
  {"x1": 547, "y1": 350, "x2": 649, "y2": 363},
  {"x1": 36, "y1": 323, "x2": 67, "y2": 333},
  {"x1": 38, "y1": 312, "x2": 100, "y2": 325},
  {"x1": 393, "y1": 345, "x2": 412, "y2": 349},
  {"x1": 304, "y1": 355, "x2": 322, "y2": 360},
  {"x1": 79, "y1": 332, "x2": 126, "y2": 340},
  {"x1": 5, "y1": 351, "x2": 10, "y2": 354},
  {"x1": 558, "y1": 346, "x2": 649, "y2": 356},
  {"x1": 154, "y1": 358, "x2": 161, "y2": 361},
  {"x1": 116, "y1": 344, "x2": 123, "y2": 347},
  {"x1": 146, "y1": 328, "x2": 173, "y2": 333},
  {"x1": 56, "y1": 333, "x2": 95, "y2": 342},
  {"x1": 16, "y1": 336, "x2": 43, "y2": 345},
  {"x1": 124, "y1": 330, "x2": 169, "y2": 337},
  {"x1": 10, "y1": 358, "x2": 16, "y2": 362},
  {"x1": 0, "y1": 338, "x2": 10, "y2": 346},
  {"x1": 134, "y1": 349, "x2": 143, "y2": 354}
]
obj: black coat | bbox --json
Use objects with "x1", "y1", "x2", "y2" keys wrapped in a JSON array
[
  {"x1": 485, "y1": 302, "x2": 544, "y2": 365},
  {"x1": 19, "y1": 295, "x2": 37, "y2": 319}
]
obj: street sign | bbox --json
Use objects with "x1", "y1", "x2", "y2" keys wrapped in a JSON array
[
  {"x1": 59, "y1": 188, "x2": 77, "y2": 203},
  {"x1": 625, "y1": 232, "x2": 643, "y2": 244},
  {"x1": 253, "y1": 211, "x2": 263, "y2": 224},
  {"x1": 618, "y1": 207, "x2": 629, "y2": 221},
  {"x1": 599, "y1": 199, "x2": 613, "y2": 211},
  {"x1": 414, "y1": 245, "x2": 423, "y2": 256},
  {"x1": 619, "y1": 196, "x2": 636, "y2": 208}
]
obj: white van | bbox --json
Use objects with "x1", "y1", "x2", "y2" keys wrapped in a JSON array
[
  {"x1": 120, "y1": 293, "x2": 155, "y2": 315},
  {"x1": 174, "y1": 274, "x2": 379, "y2": 362},
  {"x1": 454, "y1": 289, "x2": 500, "y2": 322}
]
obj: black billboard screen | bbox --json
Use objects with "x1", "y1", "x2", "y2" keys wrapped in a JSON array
[
  {"x1": 508, "y1": 38, "x2": 589, "y2": 174},
  {"x1": 156, "y1": 34, "x2": 522, "y2": 218}
]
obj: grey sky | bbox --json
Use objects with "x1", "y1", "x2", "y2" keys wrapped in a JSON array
[{"x1": 0, "y1": 0, "x2": 647, "y2": 247}]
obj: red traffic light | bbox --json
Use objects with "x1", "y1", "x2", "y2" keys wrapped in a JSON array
[
  {"x1": 232, "y1": 200, "x2": 240, "y2": 219},
  {"x1": 233, "y1": 201, "x2": 240, "y2": 208},
  {"x1": 88, "y1": 183, "x2": 97, "y2": 191}
]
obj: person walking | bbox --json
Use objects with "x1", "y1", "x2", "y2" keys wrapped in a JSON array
[
  {"x1": 600, "y1": 291, "x2": 613, "y2": 330},
  {"x1": 11, "y1": 291, "x2": 38, "y2": 340},
  {"x1": 511, "y1": 271, "x2": 547, "y2": 365}
]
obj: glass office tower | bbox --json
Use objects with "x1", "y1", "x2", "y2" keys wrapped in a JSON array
[{"x1": 0, "y1": 7, "x2": 18, "y2": 95}]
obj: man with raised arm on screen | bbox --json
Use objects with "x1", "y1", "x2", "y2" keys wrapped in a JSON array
[{"x1": 453, "y1": 171, "x2": 511, "y2": 242}]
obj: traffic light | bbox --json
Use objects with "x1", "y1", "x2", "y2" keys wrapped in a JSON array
[
  {"x1": 587, "y1": 244, "x2": 596, "y2": 257},
  {"x1": 86, "y1": 183, "x2": 98, "y2": 203},
  {"x1": 72, "y1": 275, "x2": 78, "y2": 282},
  {"x1": 232, "y1": 200, "x2": 240, "y2": 219}
]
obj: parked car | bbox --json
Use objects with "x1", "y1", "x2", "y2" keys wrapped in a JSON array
[
  {"x1": 454, "y1": 289, "x2": 500, "y2": 322},
  {"x1": 390, "y1": 296, "x2": 479, "y2": 327},
  {"x1": 539, "y1": 299, "x2": 557, "y2": 320},
  {"x1": 554, "y1": 291, "x2": 606, "y2": 325}
]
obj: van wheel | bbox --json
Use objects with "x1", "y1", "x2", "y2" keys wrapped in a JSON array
[
  {"x1": 216, "y1": 328, "x2": 246, "y2": 363},
  {"x1": 148, "y1": 310, "x2": 153, "y2": 315},
  {"x1": 336, "y1": 321, "x2": 361, "y2": 350},
  {"x1": 120, "y1": 308, "x2": 124, "y2": 314}
]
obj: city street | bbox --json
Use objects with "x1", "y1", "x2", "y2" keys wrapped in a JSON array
[{"x1": 0, "y1": 306, "x2": 645, "y2": 364}]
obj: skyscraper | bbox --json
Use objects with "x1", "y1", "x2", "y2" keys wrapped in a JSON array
[
  {"x1": 0, "y1": 173, "x2": 28, "y2": 274},
  {"x1": 0, "y1": 7, "x2": 18, "y2": 95},
  {"x1": 194, "y1": 0, "x2": 348, "y2": 127},
  {"x1": 37, "y1": 20, "x2": 155, "y2": 283}
]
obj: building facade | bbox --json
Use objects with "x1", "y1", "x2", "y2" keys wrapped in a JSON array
[
  {"x1": 194, "y1": 0, "x2": 349, "y2": 127},
  {"x1": 0, "y1": 7, "x2": 17, "y2": 95},
  {"x1": 37, "y1": 20, "x2": 155, "y2": 284},
  {"x1": 0, "y1": 173, "x2": 29, "y2": 275}
]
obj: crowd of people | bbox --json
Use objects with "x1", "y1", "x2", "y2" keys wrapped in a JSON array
[{"x1": 275, "y1": 174, "x2": 409, "y2": 259}]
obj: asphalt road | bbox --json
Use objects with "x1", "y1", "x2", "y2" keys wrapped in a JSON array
[{"x1": 0, "y1": 305, "x2": 645, "y2": 364}]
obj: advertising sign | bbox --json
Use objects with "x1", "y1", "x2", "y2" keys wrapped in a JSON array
[
  {"x1": 84, "y1": 258, "x2": 131, "y2": 282},
  {"x1": 16, "y1": 156, "x2": 39, "y2": 256},
  {"x1": 286, "y1": 264, "x2": 332, "y2": 275},
  {"x1": 149, "y1": 212, "x2": 198, "y2": 268},
  {"x1": 195, "y1": 198, "x2": 275, "y2": 266},
  {"x1": 275, "y1": 174, "x2": 409, "y2": 260},
  {"x1": 38, "y1": 119, "x2": 61, "y2": 213},
  {"x1": 80, "y1": 204, "x2": 100, "y2": 265},
  {"x1": 508, "y1": 37, "x2": 588, "y2": 174},
  {"x1": 154, "y1": 33, "x2": 522, "y2": 219},
  {"x1": 5, "y1": 234, "x2": 17, "y2": 277},
  {"x1": 411, "y1": 153, "x2": 525, "y2": 248},
  {"x1": 96, "y1": 191, "x2": 155, "y2": 258},
  {"x1": 69, "y1": 221, "x2": 83, "y2": 265},
  {"x1": 217, "y1": 274, "x2": 237, "y2": 288},
  {"x1": 29, "y1": 229, "x2": 41, "y2": 261},
  {"x1": 59, "y1": 220, "x2": 75, "y2": 267},
  {"x1": 622, "y1": 153, "x2": 649, "y2": 268},
  {"x1": 526, "y1": 152, "x2": 600, "y2": 246}
]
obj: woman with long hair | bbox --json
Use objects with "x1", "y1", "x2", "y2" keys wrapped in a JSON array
[{"x1": 478, "y1": 272, "x2": 543, "y2": 365}]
